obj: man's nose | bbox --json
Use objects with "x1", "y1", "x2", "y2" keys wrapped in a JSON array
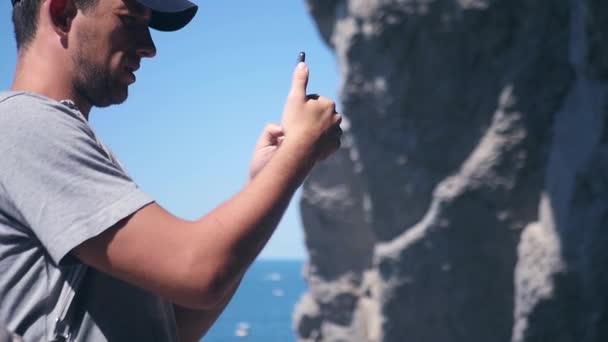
[{"x1": 137, "y1": 28, "x2": 157, "y2": 58}]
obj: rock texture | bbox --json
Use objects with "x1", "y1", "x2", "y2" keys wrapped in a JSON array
[{"x1": 293, "y1": 0, "x2": 608, "y2": 341}]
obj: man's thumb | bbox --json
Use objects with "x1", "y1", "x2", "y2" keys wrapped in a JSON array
[{"x1": 289, "y1": 62, "x2": 308, "y2": 100}]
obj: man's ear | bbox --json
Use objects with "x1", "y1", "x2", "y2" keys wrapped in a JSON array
[{"x1": 48, "y1": 0, "x2": 77, "y2": 36}]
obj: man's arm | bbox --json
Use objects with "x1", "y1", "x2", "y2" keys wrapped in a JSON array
[
  {"x1": 72, "y1": 62, "x2": 341, "y2": 310},
  {"x1": 173, "y1": 275, "x2": 243, "y2": 342},
  {"x1": 170, "y1": 122, "x2": 288, "y2": 342},
  {"x1": 73, "y1": 132, "x2": 313, "y2": 307}
]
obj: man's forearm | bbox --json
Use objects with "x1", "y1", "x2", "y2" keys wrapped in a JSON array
[
  {"x1": 172, "y1": 139, "x2": 315, "y2": 340},
  {"x1": 188, "y1": 139, "x2": 315, "y2": 304}
]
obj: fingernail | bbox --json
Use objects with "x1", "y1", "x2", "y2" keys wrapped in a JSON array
[{"x1": 297, "y1": 62, "x2": 306, "y2": 70}]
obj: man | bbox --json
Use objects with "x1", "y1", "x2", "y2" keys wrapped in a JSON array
[{"x1": 0, "y1": 0, "x2": 342, "y2": 340}]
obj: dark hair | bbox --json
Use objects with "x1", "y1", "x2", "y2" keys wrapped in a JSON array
[{"x1": 12, "y1": 0, "x2": 98, "y2": 50}]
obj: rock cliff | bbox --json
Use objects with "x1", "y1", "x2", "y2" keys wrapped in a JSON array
[{"x1": 294, "y1": 0, "x2": 608, "y2": 341}]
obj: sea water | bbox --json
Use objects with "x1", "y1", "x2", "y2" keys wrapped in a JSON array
[{"x1": 203, "y1": 260, "x2": 306, "y2": 341}]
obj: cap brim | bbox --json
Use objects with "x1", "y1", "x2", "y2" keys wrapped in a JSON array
[{"x1": 136, "y1": 0, "x2": 198, "y2": 32}]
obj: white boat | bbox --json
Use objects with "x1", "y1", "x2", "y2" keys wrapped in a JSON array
[
  {"x1": 234, "y1": 322, "x2": 250, "y2": 337},
  {"x1": 265, "y1": 272, "x2": 282, "y2": 281}
]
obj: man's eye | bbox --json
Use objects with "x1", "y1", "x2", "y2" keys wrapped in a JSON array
[{"x1": 120, "y1": 15, "x2": 137, "y2": 26}]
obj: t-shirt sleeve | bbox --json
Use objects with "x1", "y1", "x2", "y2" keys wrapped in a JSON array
[{"x1": 0, "y1": 94, "x2": 154, "y2": 265}]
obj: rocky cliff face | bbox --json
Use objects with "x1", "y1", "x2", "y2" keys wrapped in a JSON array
[{"x1": 293, "y1": 0, "x2": 608, "y2": 341}]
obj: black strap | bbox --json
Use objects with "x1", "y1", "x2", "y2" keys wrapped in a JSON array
[{"x1": 51, "y1": 266, "x2": 87, "y2": 342}]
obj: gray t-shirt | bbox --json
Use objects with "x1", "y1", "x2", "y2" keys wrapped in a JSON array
[{"x1": 0, "y1": 91, "x2": 178, "y2": 341}]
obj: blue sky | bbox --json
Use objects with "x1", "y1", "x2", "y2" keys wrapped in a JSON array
[{"x1": 0, "y1": 1, "x2": 340, "y2": 259}]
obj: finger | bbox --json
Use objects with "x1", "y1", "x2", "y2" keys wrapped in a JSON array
[
  {"x1": 288, "y1": 62, "x2": 309, "y2": 101},
  {"x1": 265, "y1": 123, "x2": 283, "y2": 138},
  {"x1": 256, "y1": 123, "x2": 283, "y2": 148},
  {"x1": 313, "y1": 96, "x2": 336, "y2": 114},
  {"x1": 333, "y1": 113, "x2": 342, "y2": 125}
]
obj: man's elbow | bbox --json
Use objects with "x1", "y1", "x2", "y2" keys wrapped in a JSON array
[
  {"x1": 175, "y1": 260, "x2": 235, "y2": 309},
  {"x1": 172, "y1": 279, "x2": 227, "y2": 309}
]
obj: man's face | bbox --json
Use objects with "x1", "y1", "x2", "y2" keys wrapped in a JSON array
[{"x1": 70, "y1": 0, "x2": 156, "y2": 107}]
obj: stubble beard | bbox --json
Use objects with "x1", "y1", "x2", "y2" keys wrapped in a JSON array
[{"x1": 72, "y1": 47, "x2": 128, "y2": 109}]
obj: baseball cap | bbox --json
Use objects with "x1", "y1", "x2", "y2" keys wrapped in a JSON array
[
  {"x1": 10, "y1": 0, "x2": 198, "y2": 32},
  {"x1": 139, "y1": 0, "x2": 198, "y2": 31}
]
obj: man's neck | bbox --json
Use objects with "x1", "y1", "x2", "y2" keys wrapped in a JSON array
[{"x1": 11, "y1": 48, "x2": 92, "y2": 120}]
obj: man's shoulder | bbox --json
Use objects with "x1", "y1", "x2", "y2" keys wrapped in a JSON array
[
  {"x1": 0, "y1": 90, "x2": 52, "y2": 107},
  {"x1": 0, "y1": 90, "x2": 24, "y2": 103},
  {"x1": 1, "y1": 89, "x2": 83, "y2": 113},
  {"x1": 0, "y1": 91, "x2": 87, "y2": 133}
]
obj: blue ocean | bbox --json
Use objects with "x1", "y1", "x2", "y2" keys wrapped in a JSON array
[{"x1": 202, "y1": 260, "x2": 306, "y2": 342}]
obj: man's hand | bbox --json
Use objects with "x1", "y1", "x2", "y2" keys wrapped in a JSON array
[
  {"x1": 248, "y1": 61, "x2": 342, "y2": 182},
  {"x1": 280, "y1": 62, "x2": 342, "y2": 162},
  {"x1": 248, "y1": 123, "x2": 284, "y2": 183}
]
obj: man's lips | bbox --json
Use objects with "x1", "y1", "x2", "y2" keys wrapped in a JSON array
[
  {"x1": 126, "y1": 66, "x2": 139, "y2": 73},
  {"x1": 126, "y1": 61, "x2": 140, "y2": 73},
  {"x1": 124, "y1": 64, "x2": 139, "y2": 84}
]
